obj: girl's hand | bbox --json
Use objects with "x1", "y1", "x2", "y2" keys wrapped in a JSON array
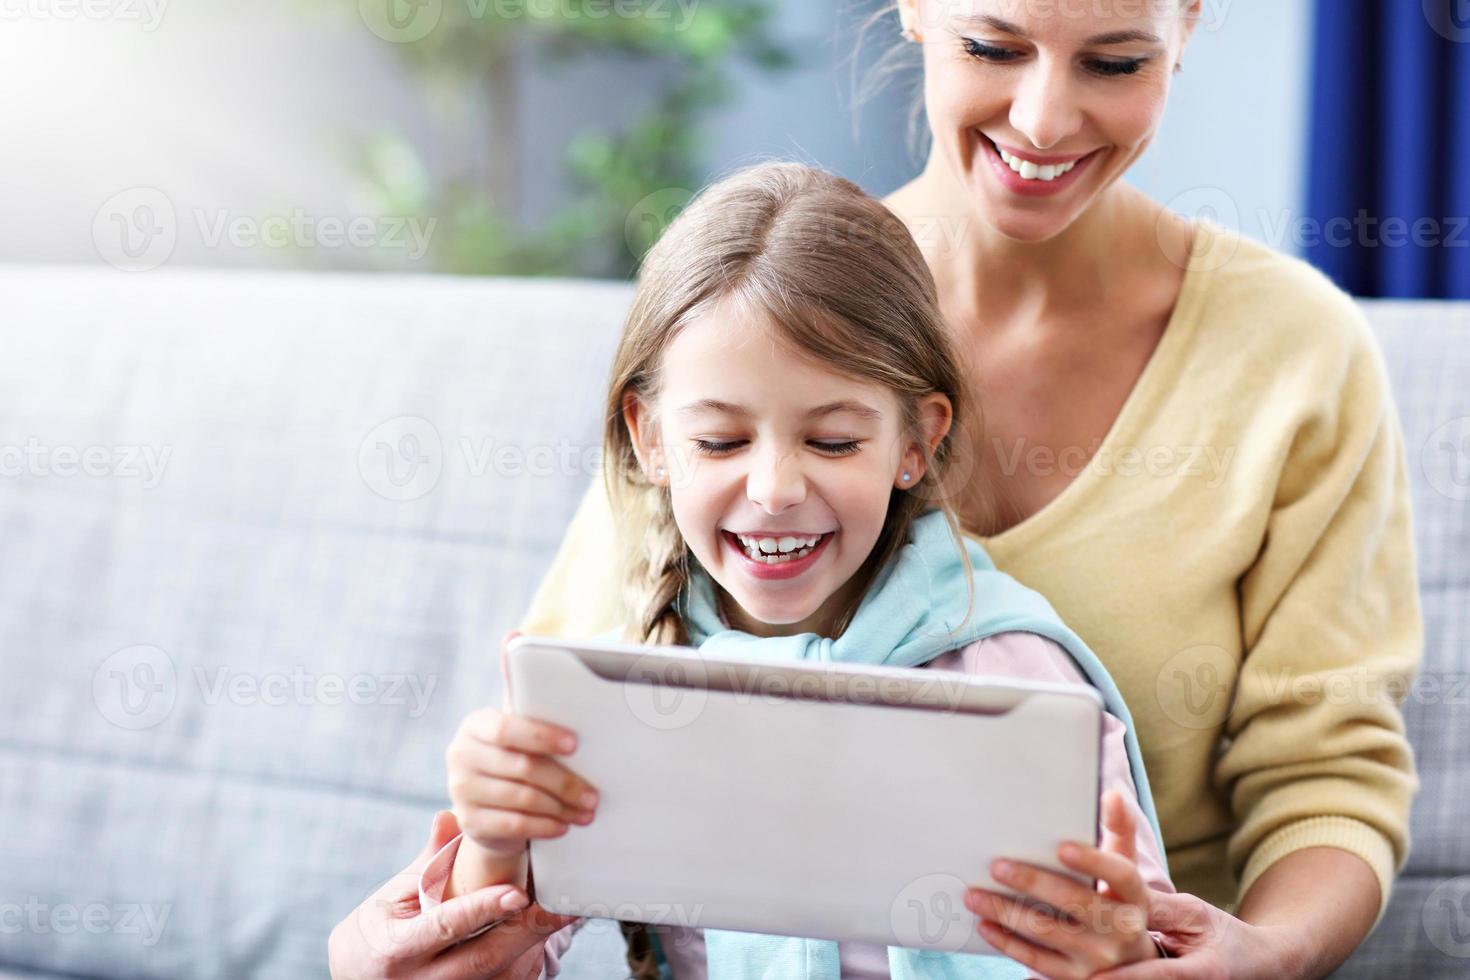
[
  {"x1": 964, "y1": 789, "x2": 1160, "y2": 979},
  {"x1": 446, "y1": 630, "x2": 601, "y2": 859}
]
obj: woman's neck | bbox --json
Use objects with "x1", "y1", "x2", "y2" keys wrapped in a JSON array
[{"x1": 896, "y1": 154, "x2": 1173, "y2": 327}]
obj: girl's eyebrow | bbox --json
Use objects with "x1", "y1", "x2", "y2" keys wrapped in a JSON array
[
  {"x1": 676, "y1": 398, "x2": 883, "y2": 421},
  {"x1": 957, "y1": 13, "x2": 1162, "y2": 46}
]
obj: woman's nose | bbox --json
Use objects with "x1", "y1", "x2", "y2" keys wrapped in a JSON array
[
  {"x1": 1007, "y1": 58, "x2": 1084, "y2": 152},
  {"x1": 746, "y1": 449, "x2": 806, "y2": 513}
]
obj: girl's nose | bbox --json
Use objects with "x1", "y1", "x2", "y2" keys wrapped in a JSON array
[
  {"x1": 746, "y1": 449, "x2": 806, "y2": 513},
  {"x1": 1007, "y1": 58, "x2": 1084, "y2": 152}
]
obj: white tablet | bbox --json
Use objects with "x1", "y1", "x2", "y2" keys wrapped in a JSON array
[{"x1": 505, "y1": 634, "x2": 1102, "y2": 956}]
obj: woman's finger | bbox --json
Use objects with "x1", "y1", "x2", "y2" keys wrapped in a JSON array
[
  {"x1": 427, "y1": 905, "x2": 582, "y2": 980},
  {"x1": 398, "y1": 882, "x2": 531, "y2": 960}
]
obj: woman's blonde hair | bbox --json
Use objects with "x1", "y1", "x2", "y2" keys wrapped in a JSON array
[{"x1": 601, "y1": 161, "x2": 986, "y2": 650}]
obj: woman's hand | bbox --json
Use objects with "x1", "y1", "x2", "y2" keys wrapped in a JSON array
[
  {"x1": 327, "y1": 810, "x2": 580, "y2": 980},
  {"x1": 446, "y1": 631, "x2": 601, "y2": 860},
  {"x1": 1085, "y1": 887, "x2": 1294, "y2": 979},
  {"x1": 964, "y1": 790, "x2": 1160, "y2": 979}
]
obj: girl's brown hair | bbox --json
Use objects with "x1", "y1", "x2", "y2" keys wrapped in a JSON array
[{"x1": 601, "y1": 161, "x2": 986, "y2": 650}]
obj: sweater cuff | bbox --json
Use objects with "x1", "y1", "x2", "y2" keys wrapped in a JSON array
[{"x1": 1237, "y1": 815, "x2": 1398, "y2": 930}]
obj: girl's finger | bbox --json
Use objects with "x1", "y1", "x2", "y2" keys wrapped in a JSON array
[
  {"x1": 498, "y1": 630, "x2": 523, "y2": 712},
  {"x1": 460, "y1": 807, "x2": 572, "y2": 847},
  {"x1": 968, "y1": 890, "x2": 1123, "y2": 973},
  {"x1": 974, "y1": 914, "x2": 1079, "y2": 980},
  {"x1": 973, "y1": 859, "x2": 1097, "y2": 924},
  {"x1": 1100, "y1": 789, "x2": 1138, "y2": 866},
  {"x1": 461, "y1": 705, "x2": 581, "y2": 758},
  {"x1": 1057, "y1": 843, "x2": 1150, "y2": 910},
  {"x1": 454, "y1": 775, "x2": 595, "y2": 825},
  {"x1": 452, "y1": 742, "x2": 599, "y2": 813}
]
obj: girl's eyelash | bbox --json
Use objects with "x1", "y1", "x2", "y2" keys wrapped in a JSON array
[
  {"x1": 960, "y1": 37, "x2": 1148, "y2": 78},
  {"x1": 692, "y1": 439, "x2": 863, "y2": 457}
]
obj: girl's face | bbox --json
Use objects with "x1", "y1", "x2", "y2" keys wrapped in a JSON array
[
  {"x1": 625, "y1": 298, "x2": 951, "y2": 639},
  {"x1": 902, "y1": 0, "x2": 1198, "y2": 242}
]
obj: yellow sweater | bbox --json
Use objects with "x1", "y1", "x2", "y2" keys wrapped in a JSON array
[{"x1": 518, "y1": 220, "x2": 1422, "y2": 924}]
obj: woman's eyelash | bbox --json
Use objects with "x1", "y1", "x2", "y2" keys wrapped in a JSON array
[
  {"x1": 692, "y1": 439, "x2": 863, "y2": 457},
  {"x1": 960, "y1": 37, "x2": 1148, "y2": 77}
]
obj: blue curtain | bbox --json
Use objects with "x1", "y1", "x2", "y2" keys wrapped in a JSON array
[{"x1": 1305, "y1": 0, "x2": 1470, "y2": 298}]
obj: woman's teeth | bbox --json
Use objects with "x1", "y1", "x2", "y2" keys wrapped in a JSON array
[
  {"x1": 734, "y1": 532, "x2": 823, "y2": 564},
  {"x1": 995, "y1": 143, "x2": 1080, "y2": 182}
]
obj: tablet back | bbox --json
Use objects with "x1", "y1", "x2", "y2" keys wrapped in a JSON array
[{"x1": 506, "y1": 635, "x2": 1101, "y2": 956}]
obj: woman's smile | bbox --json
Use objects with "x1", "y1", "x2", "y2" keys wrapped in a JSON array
[{"x1": 978, "y1": 132, "x2": 1103, "y2": 198}]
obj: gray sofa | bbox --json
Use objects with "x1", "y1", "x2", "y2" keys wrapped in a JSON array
[{"x1": 0, "y1": 266, "x2": 1465, "y2": 979}]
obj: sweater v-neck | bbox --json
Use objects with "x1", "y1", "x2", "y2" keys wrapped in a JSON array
[{"x1": 972, "y1": 219, "x2": 1220, "y2": 551}]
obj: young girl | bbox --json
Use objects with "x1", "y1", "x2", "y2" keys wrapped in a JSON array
[{"x1": 428, "y1": 162, "x2": 1175, "y2": 979}]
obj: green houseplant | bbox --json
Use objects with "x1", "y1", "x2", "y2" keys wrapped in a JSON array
[{"x1": 324, "y1": 0, "x2": 792, "y2": 278}]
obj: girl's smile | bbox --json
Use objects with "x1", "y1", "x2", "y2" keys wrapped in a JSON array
[{"x1": 720, "y1": 529, "x2": 836, "y2": 581}]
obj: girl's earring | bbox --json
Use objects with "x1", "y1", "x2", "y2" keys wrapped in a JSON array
[
  {"x1": 901, "y1": 470, "x2": 911, "y2": 485},
  {"x1": 900, "y1": 25, "x2": 919, "y2": 42},
  {"x1": 655, "y1": 465, "x2": 665, "y2": 479}
]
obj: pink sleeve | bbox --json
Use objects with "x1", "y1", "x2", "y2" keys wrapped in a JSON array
[
  {"x1": 417, "y1": 832, "x2": 587, "y2": 977},
  {"x1": 927, "y1": 633, "x2": 1175, "y2": 896}
]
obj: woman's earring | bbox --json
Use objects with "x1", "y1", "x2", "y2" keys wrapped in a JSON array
[
  {"x1": 655, "y1": 465, "x2": 665, "y2": 479},
  {"x1": 901, "y1": 470, "x2": 911, "y2": 485},
  {"x1": 900, "y1": 25, "x2": 919, "y2": 42},
  {"x1": 1174, "y1": 61, "x2": 1183, "y2": 74}
]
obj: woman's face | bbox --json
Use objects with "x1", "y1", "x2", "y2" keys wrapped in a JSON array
[
  {"x1": 626, "y1": 298, "x2": 950, "y2": 639},
  {"x1": 903, "y1": 0, "x2": 1198, "y2": 242}
]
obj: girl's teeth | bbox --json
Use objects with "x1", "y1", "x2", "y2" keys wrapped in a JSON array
[{"x1": 733, "y1": 532, "x2": 824, "y2": 563}]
